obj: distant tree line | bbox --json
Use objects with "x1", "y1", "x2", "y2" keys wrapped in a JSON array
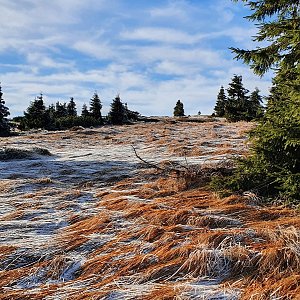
[
  {"x1": 213, "y1": 75, "x2": 264, "y2": 122},
  {"x1": 13, "y1": 92, "x2": 141, "y2": 131},
  {"x1": 0, "y1": 75, "x2": 265, "y2": 136}
]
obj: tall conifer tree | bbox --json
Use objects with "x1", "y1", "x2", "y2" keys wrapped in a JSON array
[
  {"x1": 0, "y1": 83, "x2": 10, "y2": 136},
  {"x1": 23, "y1": 94, "x2": 48, "y2": 129},
  {"x1": 108, "y1": 95, "x2": 126, "y2": 125},
  {"x1": 214, "y1": 86, "x2": 227, "y2": 117},
  {"x1": 55, "y1": 102, "x2": 68, "y2": 118},
  {"x1": 225, "y1": 75, "x2": 249, "y2": 121},
  {"x1": 67, "y1": 97, "x2": 77, "y2": 117},
  {"x1": 248, "y1": 88, "x2": 264, "y2": 120},
  {"x1": 90, "y1": 92, "x2": 103, "y2": 123},
  {"x1": 173, "y1": 100, "x2": 185, "y2": 117},
  {"x1": 226, "y1": 0, "x2": 300, "y2": 200},
  {"x1": 81, "y1": 104, "x2": 90, "y2": 117}
]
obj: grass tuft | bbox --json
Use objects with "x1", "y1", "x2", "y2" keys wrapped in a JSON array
[{"x1": 0, "y1": 147, "x2": 52, "y2": 160}]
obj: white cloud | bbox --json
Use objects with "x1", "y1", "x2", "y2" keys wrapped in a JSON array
[
  {"x1": 154, "y1": 60, "x2": 193, "y2": 76},
  {"x1": 121, "y1": 27, "x2": 205, "y2": 44},
  {"x1": 121, "y1": 45, "x2": 226, "y2": 69},
  {"x1": 149, "y1": 0, "x2": 198, "y2": 22},
  {"x1": 72, "y1": 40, "x2": 116, "y2": 61},
  {"x1": 26, "y1": 53, "x2": 75, "y2": 70}
]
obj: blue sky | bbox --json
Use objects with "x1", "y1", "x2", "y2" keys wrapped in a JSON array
[{"x1": 0, "y1": 0, "x2": 272, "y2": 117}]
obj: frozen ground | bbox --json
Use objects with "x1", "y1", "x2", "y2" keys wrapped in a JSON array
[{"x1": 1, "y1": 121, "x2": 298, "y2": 299}]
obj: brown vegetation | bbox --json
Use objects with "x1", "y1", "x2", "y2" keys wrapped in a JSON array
[{"x1": 0, "y1": 120, "x2": 299, "y2": 299}]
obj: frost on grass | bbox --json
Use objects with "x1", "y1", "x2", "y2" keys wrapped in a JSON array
[{"x1": 0, "y1": 121, "x2": 298, "y2": 300}]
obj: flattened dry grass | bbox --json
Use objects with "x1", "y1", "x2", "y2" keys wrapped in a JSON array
[
  {"x1": 0, "y1": 246, "x2": 16, "y2": 263},
  {"x1": 237, "y1": 226, "x2": 300, "y2": 299},
  {"x1": 0, "y1": 180, "x2": 14, "y2": 193},
  {"x1": 63, "y1": 176, "x2": 295, "y2": 297},
  {"x1": 142, "y1": 284, "x2": 178, "y2": 300},
  {"x1": 0, "y1": 121, "x2": 299, "y2": 299}
]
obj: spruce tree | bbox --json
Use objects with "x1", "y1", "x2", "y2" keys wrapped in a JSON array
[
  {"x1": 0, "y1": 83, "x2": 10, "y2": 136},
  {"x1": 248, "y1": 88, "x2": 264, "y2": 120},
  {"x1": 225, "y1": 75, "x2": 249, "y2": 122},
  {"x1": 173, "y1": 100, "x2": 185, "y2": 117},
  {"x1": 124, "y1": 103, "x2": 140, "y2": 122},
  {"x1": 81, "y1": 104, "x2": 90, "y2": 117},
  {"x1": 23, "y1": 94, "x2": 49, "y2": 129},
  {"x1": 214, "y1": 86, "x2": 227, "y2": 117},
  {"x1": 55, "y1": 102, "x2": 68, "y2": 118},
  {"x1": 225, "y1": 0, "x2": 300, "y2": 200},
  {"x1": 47, "y1": 104, "x2": 56, "y2": 118},
  {"x1": 67, "y1": 97, "x2": 77, "y2": 117},
  {"x1": 90, "y1": 92, "x2": 103, "y2": 123},
  {"x1": 45, "y1": 103, "x2": 57, "y2": 130},
  {"x1": 108, "y1": 95, "x2": 126, "y2": 125}
]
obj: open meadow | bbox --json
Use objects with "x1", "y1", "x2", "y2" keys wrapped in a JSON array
[{"x1": 0, "y1": 120, "x2": 299, "y2": 300}]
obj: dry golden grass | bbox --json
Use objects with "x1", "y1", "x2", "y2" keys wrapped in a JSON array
[
  {"x1": 0, "y1": 120, "x2": 299, "y2": 299},
  {"x1": 0, "y1": 180, "x2": 14, "y2": 193},
  {"x1": 0, "y1": 246, "x2": 16, "y2": 263}
]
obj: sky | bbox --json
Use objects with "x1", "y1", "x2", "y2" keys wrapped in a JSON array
[{"x1": 0, "y1": 0, "x2": 273, "y2": 117}]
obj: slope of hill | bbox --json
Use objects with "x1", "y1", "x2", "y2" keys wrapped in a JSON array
[{"x1": 0, "y1": 121, "x2": 299, "y2": 299}]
